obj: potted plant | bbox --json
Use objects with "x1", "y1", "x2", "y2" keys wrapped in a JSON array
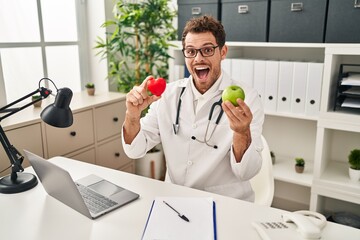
[
  {"x1": 95, "y1": 0, "x2": 176, "y2": 93},
  {"x1": 95, "y1": 0, "x2": 176, "y2": 179},
  {"x1": 348, "y1": 149, "x2": 360, "y2": 182},
  {"x1": 295, "y1": 157, "x2": 305, "y2": 173},
  {"x1": 85, "y1": 83, "x2": 95, "y2": 96},
  {"x1": 32, "y1": 95, "x2": 42, "y2": 107}
]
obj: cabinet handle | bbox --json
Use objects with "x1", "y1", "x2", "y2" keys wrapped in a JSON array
[
  {"x1": 291, "y1": 2, "x2": 303, "y2": 12},
  {"x1": 70, "y1": 131, "x2": 76, "y2": 137},
  {"x1": 113, "y1": 117, "x2": 119, "y2": 122},
  {"x1": 355, "y1": 0, "x2": 360, "y2": 8},
  {"x1": 238, "y1": 5, "x2": 249, "y2": 14},
  {"x1": 191, "y1": 7, "x2": 201, "y2": 15},
  {"x1": 268, "y1": 96, "x2": 273, "y2": 100},
  {"x1": 282, "y1": 97, "x2": 287, "y2": 102},
  {"x1": 115, "y1": 152, "x2": 120, "y2": 157},
  {"x1": 310, "y1": 100, "x2": 315, "y2": 105}
]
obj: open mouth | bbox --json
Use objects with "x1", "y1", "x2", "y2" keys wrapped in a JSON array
[{"x1": 195, "y1": 66, "x2": 210, "y2": 80}]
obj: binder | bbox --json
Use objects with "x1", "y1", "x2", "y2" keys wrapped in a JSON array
[
  {"x1": 231, "y1": 59, "x2": 254, "y2": 87},
  {"x1": 277, "y1": 61, "x2": 294, "y2": 113},
  {"x1": 264, "y1": 60, "x2": 279, "y2": 112},
  {"x1": 142, "y1": 197, "x2": 217, "y2": 240},
  {"x1": 253, "y1": 60, "x2": 266, "y2": 105},
  {"x1": 221, "y1": 58, "x2": 232, "y2": 76},
  {"x1": 291, "y1": 62, "x2": 308, "y2": 114},
  {"x1": 305, "y1": 62, "x2": 323, "y2": 116}
]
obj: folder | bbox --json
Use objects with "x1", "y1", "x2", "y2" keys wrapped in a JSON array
[
  {"x1": 291, "y1": 62, "x2": 308, "y2": 114},
  {"x1": 142, "y1": 197, "x2": 217, "y2": 240},
  {"x1": 305, "y1": 62, "x2": 323, "y2": 116},
  {"x1": 253, "y1": 60, "x2": 266, "y2": 105},
  {"x1": 277, "y1": 61, "x2": 294, "y2": 113},
  {"x1": 231, "y1": 59, "x2": 254, "y2": 87},
  {"x1": 221, "y1": 58, "x2": 232, "y2": 76},
  {"x1": 264, "y1": 60, "x2": 280, "y2": 112}
]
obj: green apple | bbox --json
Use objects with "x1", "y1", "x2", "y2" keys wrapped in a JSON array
[{"x1": 221, "y1": 85, "x2": 245, "y2": 106}]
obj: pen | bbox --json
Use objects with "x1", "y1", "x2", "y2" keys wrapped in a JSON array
[{"x1": 163, "y1": 200, "x2": 190, "y2": 222}]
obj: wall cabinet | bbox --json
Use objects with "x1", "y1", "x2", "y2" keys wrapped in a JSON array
[
  {"x1": 169, "y1": 41, "x2": 360, "y2": 215},
  {"x1": 0, "y1": 92, "x2": 134, "y2": 177}
]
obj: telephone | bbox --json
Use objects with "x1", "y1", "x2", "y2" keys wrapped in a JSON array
[{"x1": 252, "y1": 210, "x2": 327, "y2": 240}]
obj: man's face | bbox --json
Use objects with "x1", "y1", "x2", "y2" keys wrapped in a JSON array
[{"x1": 183, "y1": 32, "x2": 227, "y2": 94}]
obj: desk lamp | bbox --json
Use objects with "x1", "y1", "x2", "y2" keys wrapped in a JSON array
[{"x1": 0, "y1": 78, "x2": 73, "y2": 194}]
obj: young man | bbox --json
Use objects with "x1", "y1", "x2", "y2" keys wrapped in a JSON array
[{"x1": 122, "y1": 15, "x2": 264, "y2": 201}]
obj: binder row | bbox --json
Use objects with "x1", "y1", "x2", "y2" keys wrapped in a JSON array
[{"x1": 221, "y1": 59, "x2": 324, "y2": 117}]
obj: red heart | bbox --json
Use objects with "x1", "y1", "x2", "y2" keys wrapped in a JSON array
[{"x1": 147, "y1": 77, "x2": 166, "y2": 96}]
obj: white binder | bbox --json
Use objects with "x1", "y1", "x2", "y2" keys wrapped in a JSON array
[
  {"x1": 253, "y1": 60, "x2": 266, "y2": 105},
  {"x1": 277, "y1": 61, "x2": 294, "y2": 113},
  {"x1": 221, "y1": 58, "x2": 232, "y2": 76},
  {"x1": 231, "y1": 59, "x2": 254, "y2": 87},
  {"x1": 264, "y1": 60, "x2": 279, "y2": 112},
  {"x1": 305, "y1": 62, "x2": 324, "y2": 116},
  {"x1": 291, "y1": 62, "x2": 308, "y2": 114}
]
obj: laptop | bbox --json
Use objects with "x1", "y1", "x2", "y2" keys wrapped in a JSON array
[{"x1": 24, "y1": 150, "x2": 139, "y2": 219}]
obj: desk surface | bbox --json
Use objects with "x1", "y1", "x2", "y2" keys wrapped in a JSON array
[{"x1": 1, "y1": 157, "x2": 359, "y2": 240}]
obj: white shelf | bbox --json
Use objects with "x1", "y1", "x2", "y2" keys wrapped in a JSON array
[
  {"x1": 273, "y1": 158, "x2": 313, "y2": 187},
  {"x1": 313, "y1": 162, "x2": 360, "y2": 204}
]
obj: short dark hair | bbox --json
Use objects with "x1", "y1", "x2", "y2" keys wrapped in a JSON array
[{"x1": 181, "y1": 15, "x2": 226, "y2": 48}]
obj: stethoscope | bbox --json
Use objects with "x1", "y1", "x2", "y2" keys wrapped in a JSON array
[{"x1": 173, "y1": 87, "x2": 224, "y2": 149}]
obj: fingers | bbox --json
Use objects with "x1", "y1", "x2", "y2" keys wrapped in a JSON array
[
  {"x1": 222, "y1": 99, "x2": 252, "y2": 133},
  {"x1": 127, "y1": 76, "x2": 153, "y2": 106}
]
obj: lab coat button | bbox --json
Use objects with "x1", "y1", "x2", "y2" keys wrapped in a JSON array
[
  {"x1": 192, "y1": 124, "x2": 197, "y2": 128},
  {"x1": 187, "y1": 161, "x2": 193, "y2": 166}
]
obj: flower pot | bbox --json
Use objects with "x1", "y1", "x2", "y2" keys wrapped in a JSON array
[
  {"x1": 32, "y1": 97, "x2": 42, "y2": 108},
  {"x1": 86, "y1": 88, "x2": 95, "y2": 96},
  {"x1": 349, "y1": 168, "x2": 360, "y2": 182},
  {"x1": 295, "y1": 165, "x2": 304, "y2": 173}
]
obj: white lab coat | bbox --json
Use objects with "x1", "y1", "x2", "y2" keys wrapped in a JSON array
[{"x1": 122, "y1": 72, "x2": 264, "y2": 201}]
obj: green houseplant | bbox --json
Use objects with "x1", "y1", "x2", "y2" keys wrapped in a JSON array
[
  {"x1": 32, "y1": 95, "x2": 42, "y2": 107},
  {"x1": 95, "y1": 0, "x2": 177, "y2": 93},
  {"x1": 348, "y1": 149, "x2": 360, "y2": 182},
  {"x1": 295, "y1": 157, "x2": 305, "y2": 173}
]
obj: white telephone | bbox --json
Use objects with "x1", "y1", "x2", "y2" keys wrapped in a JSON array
[{"x1": 252, "y1": 210, "x2": 327, "y2": 240}]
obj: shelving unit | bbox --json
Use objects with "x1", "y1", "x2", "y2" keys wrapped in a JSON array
[{"x1": 169, "y1": 41, "x2": 360, "y2": 214}]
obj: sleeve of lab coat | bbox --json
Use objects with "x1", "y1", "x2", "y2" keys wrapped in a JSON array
[{"x1": 230, "y1": 87, "x2": 264, "y2": 181}]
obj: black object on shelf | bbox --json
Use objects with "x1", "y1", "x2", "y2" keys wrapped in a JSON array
[{"x1": 333, "y1": 64, "x2": 360, "y2": 113}]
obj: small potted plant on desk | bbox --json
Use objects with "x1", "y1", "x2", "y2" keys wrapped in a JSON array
[
  {"x1": 348, "y1": 149, "x2": 360, "y2": 182},
  {"x1": 85, "y1": 83, "x2": 95, "y2": 96},
  {"x1": 32, "y1": 94, "x2": 42, "y2": 107},
  {"x1": 295, "y1": 157, "x2": 305, "y2": 173}
]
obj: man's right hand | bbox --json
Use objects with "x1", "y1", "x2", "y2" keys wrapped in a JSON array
[{"x1": 125, "y1": 76, "x2": 161, "y2": 120}]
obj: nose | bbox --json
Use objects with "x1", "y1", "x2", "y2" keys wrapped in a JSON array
[{"x1": 194, "y1": 50, "x2": 205, "y2": 62}]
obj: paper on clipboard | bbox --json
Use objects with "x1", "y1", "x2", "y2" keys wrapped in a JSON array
[{"x1": 142, "y1": 197, "x2": 216, "y2": 240}]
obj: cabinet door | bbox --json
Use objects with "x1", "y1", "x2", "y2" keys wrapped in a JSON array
[
  {"x1": 95, "y1": 101, "x2": 124, "y2": 142},
  {"x1": 0, "y1": 123, "x2": 43, "y2": 176},
  {"x1": 46, "y1": 109, "x2": 94, "y2": 157},
  {"x1": 96, "y1": 137, "x2": 133, "y2": 171}
]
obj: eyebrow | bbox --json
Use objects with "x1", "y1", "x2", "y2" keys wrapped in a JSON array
[{"x1": 184, "y1": 43, "x2": 217, "y2": 48}]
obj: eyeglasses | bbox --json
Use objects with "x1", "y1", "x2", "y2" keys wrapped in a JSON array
[{"x1": 182, "y1": 45, "x2": 219, "y2": 58}]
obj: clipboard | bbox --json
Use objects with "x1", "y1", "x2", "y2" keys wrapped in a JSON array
[{"x1": 141, "y1": 197, "x2": 217, "y2": 240}]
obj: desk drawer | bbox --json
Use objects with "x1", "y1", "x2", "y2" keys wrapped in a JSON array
[
  {"x1": 46, "y1": 109, "x2": 94, "y2": 157},
  {"x1": 95, "y1": 101, "x2": 124, "y2": 142},
  {"x1": 96, "y1": 137, "x2": 132, "y2": 170}
]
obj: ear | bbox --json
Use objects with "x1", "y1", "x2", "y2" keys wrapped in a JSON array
[{"x1": 220, "y1": 45, "x2": 228, "y2": 60}]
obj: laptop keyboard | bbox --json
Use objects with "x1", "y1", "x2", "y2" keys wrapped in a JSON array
[{"x1": 77, "y1": 184, "x2": 117, "y2": 214}]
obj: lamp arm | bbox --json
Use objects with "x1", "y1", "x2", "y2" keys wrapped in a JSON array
[
  {"x1": 0, "y1": 125, "x2": 23, "y2": 180},
  {"x1": 0, "y1": 85, "x2": 52, "y2": 181},
  {"x1": 0, "y1": 87, "x2": 52, "y2": 121}
]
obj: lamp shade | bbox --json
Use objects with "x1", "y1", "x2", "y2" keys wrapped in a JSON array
[{"x1": 40, "y1": 87, "x2": 73, "y2": 128}]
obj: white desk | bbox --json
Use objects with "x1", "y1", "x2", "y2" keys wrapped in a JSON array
[{"x1": 1, "y1": 157, "x2": 359, "y2": 240}]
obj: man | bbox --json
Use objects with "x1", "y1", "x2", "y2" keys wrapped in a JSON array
[{"x1": 122, "y1": 15, "x2": 264, "y2": 201}]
